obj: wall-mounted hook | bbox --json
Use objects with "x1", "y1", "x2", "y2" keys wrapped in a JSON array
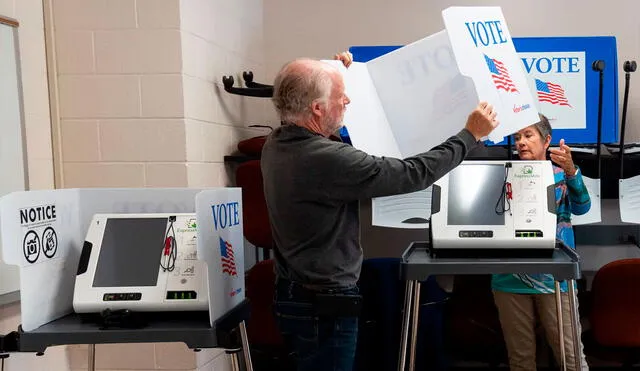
[
  {"x1": 222, "y1": 75, "x2": 235, "y2": 90},
  {"x1": 243, "y1": 71, "x2": 273, "y2": 89},
  {"x1": 221, "y1": 74, "x2": 273, "y2": 98}
]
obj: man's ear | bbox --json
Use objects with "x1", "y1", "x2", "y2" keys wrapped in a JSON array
[{"x1": 310, "y1": 100, "x2": 324, "y2": 118}]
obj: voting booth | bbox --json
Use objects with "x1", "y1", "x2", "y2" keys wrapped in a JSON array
[{"x1": 0, "y1": 188, "x2": 253, "y2": 371}]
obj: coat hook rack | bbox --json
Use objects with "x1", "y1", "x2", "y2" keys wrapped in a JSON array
[
  {"x1": 222, "y1": 72, "x2": 273, "y2": 98},
  {"x1": 242, "y1": 71, "x2": 273, "y2": 89}
]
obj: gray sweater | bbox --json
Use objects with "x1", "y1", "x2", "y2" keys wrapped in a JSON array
[{"x1": 260, "y1": 124, "x2": 478, "y2": 288}]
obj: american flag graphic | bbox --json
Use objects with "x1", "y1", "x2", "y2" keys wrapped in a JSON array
[
  {"x1": 535, "y1": 79, "x2": 571, "y2": 107},
  {"x1": 219, "y1": 237, "x2": 237, "y2": 276},
  {"x1": 484, "y1": 54, "x2": 518, "y2": 93},
  {"x1": 431, "y1": 74, "x2": 473, "y2": 119}
]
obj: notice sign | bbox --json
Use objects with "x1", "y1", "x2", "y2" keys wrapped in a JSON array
[{"x1": 19, "y1": 204, "x2": 58, "y2": 264}]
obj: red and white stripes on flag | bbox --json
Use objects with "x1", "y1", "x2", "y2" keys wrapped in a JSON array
[
  {"x1": 219, "y1": 237, "x2": 237, "y2": 276},
  {"x1": 484, "y1": 54, "x2": 519, "y2": 93},
  {"x1": 535, "y1": 78, "x2": 571, "y2": 107}
]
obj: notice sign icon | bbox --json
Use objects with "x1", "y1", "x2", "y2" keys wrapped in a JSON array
[
  {"x1": 42, "y1": 226, "x2": 58, "y2": 259},
  {"x1": 23, "y1": 230, "x2": 41, "y2": 263}
]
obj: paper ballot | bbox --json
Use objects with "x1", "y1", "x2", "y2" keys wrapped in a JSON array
[
  {"x1": 571, "y1": 176, "x2": 602, "y2": 225},
  {"x1": 327, "y1": 6, "x2": 539, "y2": 228},
  {"x1": 620, "y1": 176, "x2": 640, "y2": 224}
]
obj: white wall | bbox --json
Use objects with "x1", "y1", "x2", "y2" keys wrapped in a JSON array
[
  {"x1": 180, "y1": 0, "x2": 267, "y2": 188},
  {"x1": 265, "y1": 0, "x2": 640, "y2": 141},
  {"x1": 0, "y1": 0, "x2": 54, "y2": 190}
]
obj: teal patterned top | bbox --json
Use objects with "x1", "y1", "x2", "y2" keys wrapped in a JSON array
[{"x1": 492, "y1": 165, "x2": 591, "y2": 294}]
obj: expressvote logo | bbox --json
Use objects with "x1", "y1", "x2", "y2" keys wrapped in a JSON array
[{"x1": 514, "y1": 165, "x2": 541, "y2": 179}]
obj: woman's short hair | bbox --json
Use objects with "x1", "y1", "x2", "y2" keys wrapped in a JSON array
[{"x1": 533, "y1": 113, "x2": 552, "y2": 139}]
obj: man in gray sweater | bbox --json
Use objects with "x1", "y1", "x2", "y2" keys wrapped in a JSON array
[{"x1": 261, "y1": 53, "x2": 499, "y2": 371}]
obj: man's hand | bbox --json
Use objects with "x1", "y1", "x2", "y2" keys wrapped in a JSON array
[
  {"x1": 549, "y1": 139, "x2": 577, "y2": 176},
  {"x1": 334, "y1": 51, "x2": 353, "y2": 68},
  {"x1": 465, "y1": 102, "x2": 499, "y2": 141}
]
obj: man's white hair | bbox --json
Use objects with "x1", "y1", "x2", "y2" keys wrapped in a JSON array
[{"x1": 272, "y1": 59, "x2": 335, "y2": 123}]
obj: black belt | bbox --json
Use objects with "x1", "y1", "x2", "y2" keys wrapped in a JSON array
[{"x1": 275, "y1": 277, "x2": 363, "y2": 317}]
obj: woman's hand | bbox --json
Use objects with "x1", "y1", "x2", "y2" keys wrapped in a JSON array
[{"x1": 549, "y1": 139, "x2": 577, "y2": 176}]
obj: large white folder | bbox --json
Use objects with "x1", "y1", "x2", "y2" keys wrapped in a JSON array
[{"x1": 326, "y1": 7, "x2": 539, "y2": 228}]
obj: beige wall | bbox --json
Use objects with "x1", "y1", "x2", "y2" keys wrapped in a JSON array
[
  {"x1": 180, "y1": 0, "x2": 267, "y2": 189},
  {"x1": 52, "y1": 0, "x2": 266, "y2": 189},
  {"x1": 2, "y1": 0, "x2": 264, "y2": 370}
]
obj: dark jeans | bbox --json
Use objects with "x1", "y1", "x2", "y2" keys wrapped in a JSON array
[{"x1": 273, "y1": 278, "x2": 359, "y2": 371}]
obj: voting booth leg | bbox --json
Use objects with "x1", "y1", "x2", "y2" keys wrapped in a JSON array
[
  {"x1": 409, "y1": 281, "x2": 421, "y2": 371},
  {"x1": 398, "y1": 280, "x2": 414, "y2": 371},
  {"x1": 226, "y1": 348, "x2": 243, "y2": 371},
  {"x1": 568, "y1": 280, "x2": 583, "y2": 371},
  {"x1": 555, "y1": 281, "x2": 567, "y2": 371},
  {"x1": 239, "y1": 320, "x2": 254, "y2": 371},
  {"x1": 87, "y1": 344, "x2": 96, "y2": 371},
  {"x1": 397, "y1": 280, "x2": 421, "y2": 371},
  {"x1": 225, "y1": 320, "x2": 254, "y2": 371}
]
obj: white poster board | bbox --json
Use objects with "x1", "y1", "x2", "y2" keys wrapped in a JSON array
[
  {"x1": 520, "y1": 51, "x2": 587, "y2": 129},
  {"x1": 330, "y1": 6, "x2": 539, "y2": 228},
  {"x1": 0, "y1": 188, "x2": 245, "y2": 331},
  {"x1": 196, "y1": 189, "x2": 245, "y2": 327}
]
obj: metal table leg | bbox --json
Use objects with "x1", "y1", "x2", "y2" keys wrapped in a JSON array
[
  {"x1": 567, "y1": 279, "x2": 583, "y2": 371},
  {"x1": 88, "y1": 344, "x2": 96, "y2": 371},
  {"x1": 398, "y1": 280, "x2": 415, "y2": 371},
  {"x1": 226, "y1": 348, "x2": 242, "y2": 371},
  {"x1": 239, "y1": 320, "x2": 254, "y2": 371},
  {"x1": 555, "y1": 281, "x2": 567, "y2": 371},
  {"x1": 408, "y1": 281, "x2": 421, "y2": 371}
]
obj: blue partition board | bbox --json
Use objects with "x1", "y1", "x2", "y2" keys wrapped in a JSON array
[{"x1": 345, "y1": 36, "x2": 619, "y2": 146}]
